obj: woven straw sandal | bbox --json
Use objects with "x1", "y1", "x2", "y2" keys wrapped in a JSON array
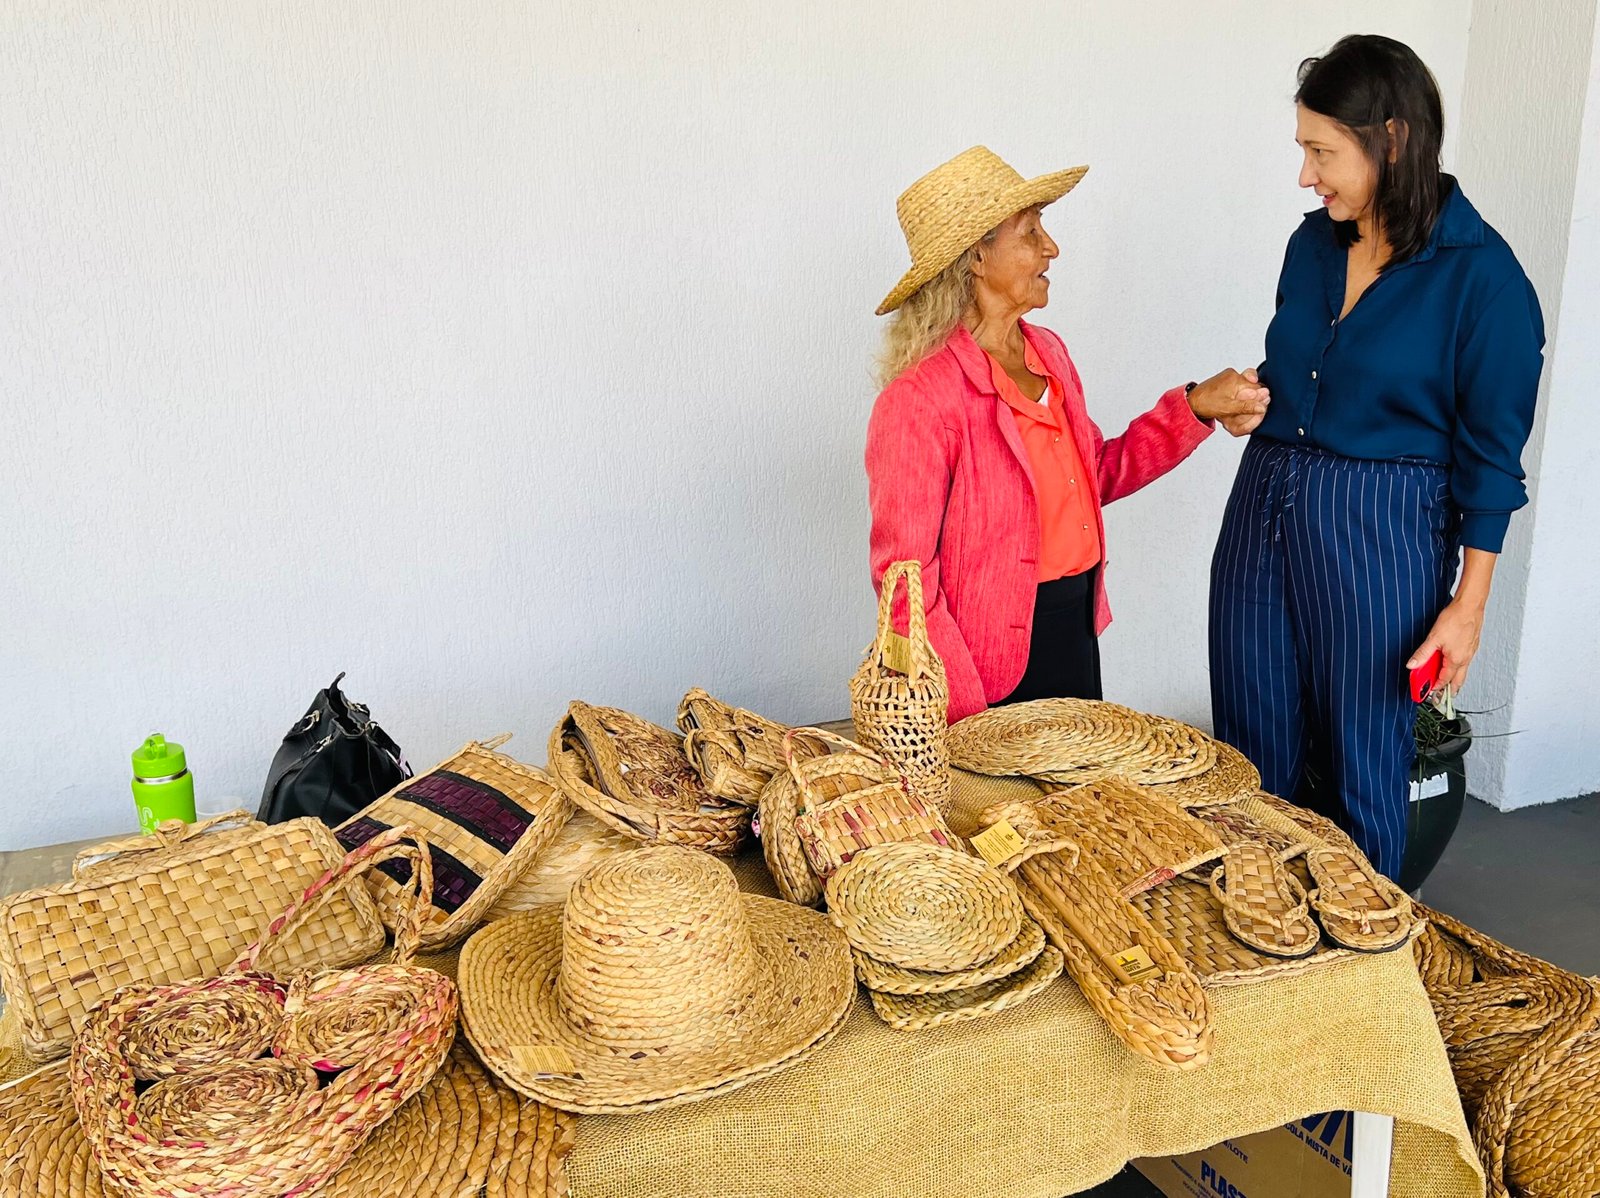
[
  {"x1": 1305, "y1": 848, "x2": 1416, "y2": 953},
  {"x1": 974, "y1": 809, "x2": 1213, "y2": 1070},
  {"x1": 1207, "y1": 843, "x2": 1320, "y2": 959}
]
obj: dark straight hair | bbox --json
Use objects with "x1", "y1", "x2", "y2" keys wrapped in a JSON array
[{"x1": 1296, "y1": 34, "x2": 1445, "y2": 267}]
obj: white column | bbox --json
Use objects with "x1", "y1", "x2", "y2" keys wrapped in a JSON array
[
  {"x1": 1451, "y1": 0, "x2": 1600, "y2": 808},
  {"x1": 1350, "y1": 1112, "x2": 1395, "y2": 1198}
]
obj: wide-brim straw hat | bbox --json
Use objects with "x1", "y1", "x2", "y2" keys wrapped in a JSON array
[
  {"x1": 877, "y1": 145, "x2": 1089, "y2": 315},
  {"x1": 459, "y1": 845, "x2": 854, "y2": 1114}
]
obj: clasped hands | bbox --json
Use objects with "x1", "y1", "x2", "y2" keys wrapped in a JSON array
[{"x1": 1188, "y1": 368, "x2": 1271, "y2": 437}]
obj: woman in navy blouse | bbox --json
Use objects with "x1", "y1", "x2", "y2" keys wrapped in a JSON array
[{"x1": 1209, "y1": 35, "x2": 1544, "y2": 879}]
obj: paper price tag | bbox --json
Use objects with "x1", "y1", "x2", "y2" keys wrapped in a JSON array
[
  {"x1": 512, "y1": 1044, "x2": 583, "y2": 1079},
  {"x1": 1112, "y1": 945, "x2": 1161, "y2": 983},
  {"x1": 879, "y1": 632, "x2": 915, "y2": 675},
  {"x1": 971, "y1": 820, "x2": 1026, "y2": 868}
]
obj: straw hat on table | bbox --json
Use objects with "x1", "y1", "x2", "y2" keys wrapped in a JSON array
[
  {"x1": 876, "y1": 145, "x2": 1089, "y2": 315},
  {"x1": 459, "y1": 845, "x2": 854, "y2": 1114}
]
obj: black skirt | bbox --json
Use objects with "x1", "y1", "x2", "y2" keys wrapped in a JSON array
[{"x1": 999, "y1": 570, "x2": 1103, "y2": 704}]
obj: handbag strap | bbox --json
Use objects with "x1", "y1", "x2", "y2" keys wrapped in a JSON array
[
  {"x1": 72, "y1": 811, "x2": 255, "y2": 879},
  {"x1": 228, "y1": 824, "x2": 433, "y2": 974},
  {"x1": 873, "y1": 560, "x2": 933, "y2": 679}
]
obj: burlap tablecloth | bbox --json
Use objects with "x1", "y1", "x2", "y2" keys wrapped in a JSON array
[{"x1": 566, "y1": 772, "x2": 1483, "y2": 1198}]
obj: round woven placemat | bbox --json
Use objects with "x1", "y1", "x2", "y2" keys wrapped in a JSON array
[
  {"x1": 1146, "y1": 738, "x2": 1261, "y2": 808},
  {"x1": 869, "y1": 944, "x2": 1064, "y2": 1030},
  {"x1": 852, "y1": 917, "x2": 1046, "y2": 995},
  {"x1": 948, "y1": 699, "x2": 1153, "y2": 781},
  {"x1": 824, "y1": 841, "x2": 1023, "y2": 972}
]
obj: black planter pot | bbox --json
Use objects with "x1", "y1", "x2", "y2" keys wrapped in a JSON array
[{"x1": 1402, "y1": 716, "x2": 1471, "y2": 892}]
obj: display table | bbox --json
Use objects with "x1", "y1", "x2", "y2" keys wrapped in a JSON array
[
  {"x1": 0, "y1": 775, "x2": 1484, "y2": 1198},
  {"x1": 568, "y1": 771, "x2": 1484, "y2": 1198}
]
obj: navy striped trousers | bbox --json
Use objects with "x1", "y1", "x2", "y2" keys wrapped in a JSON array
[{"x1": 1208, "y1": 438, "x2": 1459, "y2": 877}]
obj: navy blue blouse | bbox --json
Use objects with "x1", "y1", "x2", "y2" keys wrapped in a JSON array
[{"x1": 1255, "y1": 177, "x2": 1544, "y2": 552}]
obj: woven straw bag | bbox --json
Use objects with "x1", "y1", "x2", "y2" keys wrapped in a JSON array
[
  {"x1": 850, "y1": 561, "x2": 951, "y2": 812},
  {"x1": 675, "y1": 689, "x2": 797, "y2": 805},
  {"x1": 0, "y1": 813, "x2": 385, "y2": 1061},
  {"x1": 335, "y1": 734, "x2": 573, "y2": 949},
  {"x1": 69, "y1": 825, "x2": 458, "y2": 1198},
  {"x1": 785, "y1": 728, "x2": 957, "y2": 879},
  {"x1": 548, "y1": 702, "x2": 751, "y2": 853}
]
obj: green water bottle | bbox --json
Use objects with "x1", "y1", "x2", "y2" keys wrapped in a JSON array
[{"x1": 131, "y1": 734, "x2": 197, "y2": 833}]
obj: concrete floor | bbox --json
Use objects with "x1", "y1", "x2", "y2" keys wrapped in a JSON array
[{"x1": 1084, "y1": 790, "x2": 1600, "y2": 1197}]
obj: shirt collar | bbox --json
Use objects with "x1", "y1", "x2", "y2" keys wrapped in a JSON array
[
  {"x1": 1304, "y1": 174, "x2": 1484, "y2": 262},
  {"x1": 946, "y1": 319, "x2": 1050, "y2": 395}
]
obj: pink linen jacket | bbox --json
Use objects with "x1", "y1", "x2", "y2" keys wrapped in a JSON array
[{"x1": 865, "y1": 320, "x2": 1212, "y2": 722}]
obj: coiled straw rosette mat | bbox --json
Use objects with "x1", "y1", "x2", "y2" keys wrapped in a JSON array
[
  {"x1": 459, "y1": 845, "x2": 854, "y2": 1114},
  {"x1": 68, "y1": 826, "x2": 458, "y2": 1198},
  {"x1": 825, "y1": 842, "x2": 1062, "y2": 1029},
  {"x1": 549, "y1": 701, "x2": 750, "y2": 852},
  {"x1": 975, "y1": 806, "x2": 1214, "y2": 1070},
  {"x1": 947, "y1": 698, "x2": 1258, "y2": 805},
  {"x1": 0, "y1": 1045, "x2": 574, "y2": 1198}
]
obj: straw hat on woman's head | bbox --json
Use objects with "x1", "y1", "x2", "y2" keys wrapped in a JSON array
[{"x1": 877, "y1": 146, "x2": 1089, "y2": 316}]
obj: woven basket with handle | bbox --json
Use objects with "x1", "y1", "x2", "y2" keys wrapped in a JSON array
[
  {"x1": 785, "y1": 728, "x2": 956, "y2": 879},
  {"x1": 69, "y1": 826, "x2": 458, "y2": 1198},
  {"x1": 850, "y1": 561, "x2": 951, "y2": 813},
  {"x1": 0, "y1": 813, "x2": 385, "y2": 1062}
]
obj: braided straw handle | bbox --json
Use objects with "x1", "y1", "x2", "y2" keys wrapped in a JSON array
[
  {"x1": 474, "y1": 733, "x2": 514, "y2": 752},
  {"x1": 873, "y1": 560, "x2": 933, "y2": 679},
  {"x1": 72, "y1": 810, "x2": 255, "y2": 878},
  {"x1": 228, "y1": 825, "x2": 434, "y2": 974},
  {"x1": 781, "y1": 727, "x2": 887, "y2": 792}
]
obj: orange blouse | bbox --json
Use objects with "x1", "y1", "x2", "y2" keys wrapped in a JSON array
[{"x1": 987, "y1": 342, "x2": 1102, "y2": 581}]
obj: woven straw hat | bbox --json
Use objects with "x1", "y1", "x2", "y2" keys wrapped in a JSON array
[
  {"x1": 876, "y1": 146, "x2": 1089, "y2": 315},
  {"x1": 459, "y1": 845, "x2": 854, "y2": 1114}
]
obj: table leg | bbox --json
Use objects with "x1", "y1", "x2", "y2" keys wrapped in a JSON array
[{"x1": 1350, "y1": 1112, "x2": 1395, "y2": 1197}]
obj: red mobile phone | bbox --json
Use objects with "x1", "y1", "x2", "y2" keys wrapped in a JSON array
[{"x1": 1409, "y1": 648, "x2": 1443, "y2": 702}]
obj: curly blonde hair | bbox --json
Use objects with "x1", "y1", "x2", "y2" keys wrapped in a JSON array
[{"x1": 875, "y1": 236, "x2": 993, "y2": 389}]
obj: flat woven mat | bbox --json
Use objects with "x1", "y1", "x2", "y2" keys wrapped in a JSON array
[{"x1": 562, "y1": 770, "x2": 1481, "y2": 1198}]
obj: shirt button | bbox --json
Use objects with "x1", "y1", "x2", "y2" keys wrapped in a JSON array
[
  {"x1": 1298, "y1": 427, "x2": 1306, "y2": 436},
  {"x1": 1311, "y1": 370, "x2": 1318, "y2": 380}
]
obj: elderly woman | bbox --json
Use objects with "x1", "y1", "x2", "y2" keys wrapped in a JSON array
[{"x1": 867, "y1": 146, "x2": 1268, "y2": 722}]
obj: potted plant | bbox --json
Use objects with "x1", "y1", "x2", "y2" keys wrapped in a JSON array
[{"x1": 1403, "y1": 703, "x2": 1472, "y2": 892}]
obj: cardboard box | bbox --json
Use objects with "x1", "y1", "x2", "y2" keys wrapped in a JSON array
[{"x1": 1134, "y1": 1111, "x2": 1356, "y2": 1198}]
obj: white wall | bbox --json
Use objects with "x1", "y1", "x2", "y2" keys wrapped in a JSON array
[
  {"x1": 1490, "y1": 5, "x2": 1600, "y2": 808},
  {"x1": 1451, "y1": 0, "x2": 1600, "y2": 808},
  {"x1": 1, "y1": 1, "x2": 1472, "y2": 849}
]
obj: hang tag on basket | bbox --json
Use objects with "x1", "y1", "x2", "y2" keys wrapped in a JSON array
[
  {"x1": 879, "y1": 632, "x2": 915, "y2": 676},
  {"x1": 971, "y1": 820, "x2": 1026, "y2": 869},
  {"x1": 512, "y1": 1044, "x2": 584, "y2": 1079},
  {"x1": 1112, "y1": 945, "x2": 1161, "y2": 983}
]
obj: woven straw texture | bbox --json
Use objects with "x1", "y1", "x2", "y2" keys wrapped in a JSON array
[
  {"x1": 68, "y1": 827, "x2": 458, "y2": 1198},
  {"x1": 486, "y1": 809, "x2": 640, "y2": 918},
  {"x1": 982, "y1": 781, "x2": 1225, "y2": 897},
  {"x1": 852, "y1": 917, "x2": 1047, "y2": 996},
  {"x1": 1146, "y1": 738, "x2": 1262, "y2": 809},
  {"x1": 0, "y1": 813, "x2": 385, "y2": 1061},
  {"x1": 459, "y1": 846, "x2": 854, "y2": 1114},
  {"x1": 868, "y1": 944, "x2": 1064, "y2": 1030},
  {"x1": 876, "y1": 146, "x2": 1088, "y2": 314},
  {"x1": 675, "y1": 689, "x2": 802, "y2": 805},
  {"x1": 849, "y1": 561, "x2": 952, "y2": 813},
  {"x1": 1306, "y1": 847, "x2": 1417, "y2": 952},
  {"x1": 563, "y1": 778, "x2": 1480, "y2": 1198},
  {"x1": 825, "y1": 842, "x2": 1023, "y2": 971},
  {"x1": 1207, "y1": 842, "x2": 1319, "y2": 958},
  {"x1": 1189, "y1": 803, "x2": 1308, "y2": 861},
  {"x1": 1414, "y1": 905, "x2": 1600, "y2": 1198},
  {"x1": 753, "y1": 770, "x2": 825, "y2": 907},
  {"x1": 0, "y1": 1045, "x2": 573, "y2": 1198},
  {"x1": 549, "y1": 703, "x2": 750, "y2": 853},
  {"x1": 337, "y1": 735, "x2": 574, "y2": 949}
]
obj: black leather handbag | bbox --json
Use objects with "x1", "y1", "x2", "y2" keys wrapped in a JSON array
[{"x1": 257, "y1": 673, "x2": 411, "y2": 826}]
